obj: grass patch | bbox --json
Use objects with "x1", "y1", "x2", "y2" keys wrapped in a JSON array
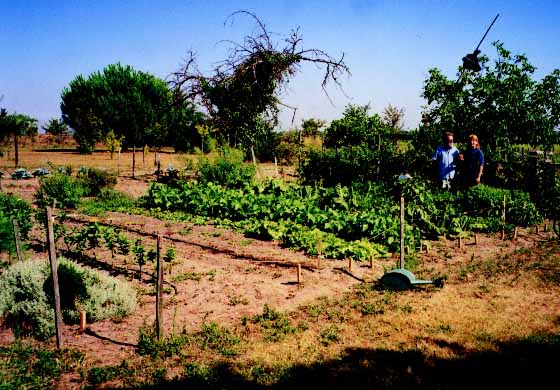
[{"x1": 0, "y1": 342, "x2": 84, "y2": 389}]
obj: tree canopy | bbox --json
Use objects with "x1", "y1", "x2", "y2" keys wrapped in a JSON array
[
  {"x1": 60, "y1": 63, "x2": 183, "y2": 152},
  {"x1": 421, "y1": 42, "x2": 560, "y2": 151}
]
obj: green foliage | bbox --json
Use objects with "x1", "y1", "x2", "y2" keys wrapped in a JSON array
[
  {"x1": 299, "y1": 104, "x2": 402, "y2": 186},
  {"x1": 323, "y1": 104, "x2": 389, "y2": 149},
  {"x1": 34, "y1": 173, "x2": 87, "y2": 209},
  {"x1": 77, "y1": 166, "x2": 117, "y2": 196},
  {"x1": 0, "y1": 193, "x2": 32, "y2": 254},
  {"x1": 104, "y1": 130, "x2": 123, "y2": 159},
  {"x1": 61, "y1": 63, "x2": 179, "y2": 151},
  {"x1": 79, "y1": 188, "x2": 136, "y2": 216},
  {"x1": 42, "y1": 118, "x2": 69, "y2": 143},
  {"x1": 196, "y1": 322, "x2": 241, "y2": 357},
  {"x1": 137, "y1": 325, "x2": 190, "y2": 359},
  {"x1": 141, "y1": 177, "x2": 542, "y2": 258},
  {"x1": 248, "y1": 304, "x2": 298, "y2": 342},
  {"x1": 421, "y1": 42, "x2": 560, "y2": 154},
  {"x1": 0, "y1": 342, "x2": 84, "y2": 389},
  {"x1": 0, "y1": 258, "x2": 137, "y2": 340},
  {"x1": 196, "y1": 147, "x2": 255, "y2": 188}
]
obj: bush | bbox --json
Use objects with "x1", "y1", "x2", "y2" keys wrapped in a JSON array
[
  {"x1": 197, "y1": 147, "x2": 255, "y2": 188},
  {"x1": 78, "y1": 167, "x2": 117, "y2": 196},
  {"x1": 35, "y1": 173, "x2": 87, "y2": 209},
  {"x1": 0, "y1": 258, "x2": 137, "y2": 340},
  {"x1": 0, "y1": 193, "x2": 33, "y2": 254}
]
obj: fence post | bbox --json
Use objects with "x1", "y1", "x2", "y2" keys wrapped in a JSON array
[
  {"x1": 46, "y1": 207, "x2": 63, "y2": 349},
  {"x1": 400, "y1": 196, "x2": 405, "y2": 269},
  {"x1": 12, "y1": 219, "x2": 24, "y2": 263},
  {"x1": 296, "y1": 264, "x2": 302, "y2": 284},
  {"x1": 501, "y1": 194, "x2": 506, "y2": 240},
  {"x1": 156, "y1": 235, "x2": 164, "y2": 340}
]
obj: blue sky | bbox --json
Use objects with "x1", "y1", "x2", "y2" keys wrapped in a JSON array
[{"x1": 1, "y1": 0, "x2": 559, "y2": 130}]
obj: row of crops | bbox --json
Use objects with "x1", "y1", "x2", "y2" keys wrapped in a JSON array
[{"x1": 140, "y1": 178, "x2": 543, "y2": 260}]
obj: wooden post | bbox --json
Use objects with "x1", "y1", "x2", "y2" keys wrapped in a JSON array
[
  {"x1": 369, "y1": 255, "x2": 374, "y2": 269},
  {"x1": 155, "y1": 235, "x2": 163, "y2": 340},
  {"x1": 0, "y1": 176, "x2": 2, "y2": 191},
  {"x1": 400, "y1": 196, "x2": 405, "y2": 269},
  {"x1": 348, "y1": 258, "x2": 352, "y2": 272},
  {"x1": 544, "y1": 223, "x2": 548, "y2": 233},
  {"x1": 315, "y1": 238, "x2": 322, "y2": 268},
  {"x1": 117, "y1": 147, "x2": 121, "y2": 176},
  {"x1": 156, "y1": 153, "x2": 161, "y2": 181},
  {"x1": 501, "y1": 194, "x2": 506, "y2": 240},
  {"x1": 475, "y1": 234, "x2": 480, "y2": 245},
  {"x1": 274, "y1": 156, "x2": 279, "y2": 176},
  {"x1": 79, "y1": 311, "x2": 86, "y2": 333},
  {"x1": 536, "y1": 225, "x2": 540, "y2": 234},
  {"x1": 12, "y1": 219, "x2": 24, "y2": 263},
  {"x1": 500, "y1": 230, "x2": 505, "y2": 240},
  {"x1": 513, "y1": 227, "x2": 518, "y2": 240},
  {"x1": 296, "y1": 264, "x2": 302, "y2": 284},
  {"x1": 46, "y1": 207, "x2": 63, "y2": 349},
  {"x1": 458, "y1": 236, "x2": 463, "y2": 249},
  {"x1": 132, "y1": 144, "x2": 136, "y2": 178}
]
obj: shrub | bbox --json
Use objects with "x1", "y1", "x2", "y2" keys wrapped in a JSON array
[
  {"x1": 0, "y1": 193, "x2": 33, "y2": 254},
  {"x1": 78, "y1": 167, "x2": 117, "y2": 196},
  {"x1": 35, "y1": 173, "x2": 87, "y2": 209},
  {"x1": 197, "y1": 147, "x2": 255, "y2": 188},
  {"x1": 0, "y1": 258, "x2": 136, "y2": 340}
]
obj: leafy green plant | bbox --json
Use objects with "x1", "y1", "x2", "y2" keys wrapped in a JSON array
[
  {"x1": 0, "y1": 193, "x2": 32, "y2": 254},
  {"x1": 0, "y1": 342, "x2": 84, "y2": 389}
]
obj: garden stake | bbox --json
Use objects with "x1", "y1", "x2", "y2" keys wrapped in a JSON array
[
  {"x1": 475, "y1": 234, "x2": 480, "y2": 245},
  {"x1": 46, "y1": 207, "x2": 63, "y2": 349},
  {"x1": 381, "y1": 193, "x2": 443, "y2": 291},
  {"x1": 317, "y1": 238, "x2": 322, "y2": 258},
  {"x1": 544, "y1": 223, "x2": 548, "y2": 232},
  {"x1": 369, "y1": 255, "x2": 374, "y2": 269},
  {"x1": 156, "y1": 235, "x2": 164, "y2": 340},
  {"x1": 79, "y1": 311, "x2": 86, "y2": 333},
  {"x1": 536, "y1": 225, "x2": 540, "y2": 234},
  {"x1": 458, "y1": 237, "x2": 463, "y2": 249},
  {"x1": 400, "y1": 196, "x2": 404, "y2": 269},
  {"x1": 296, "y1": 264, "x2": 302, "y2": 284},
  {"x1": 348, "y1": 258, "x2": 352, "y2": 272},
  {"x1": 513, "y1": 227, "x2": 518, "y2": 240},
  {"x1": 12, "y1": 219, "x2": 24, "y2": 263},
  {"x1": 500, "y1": 230, "x2": 505, "y2": 240}
]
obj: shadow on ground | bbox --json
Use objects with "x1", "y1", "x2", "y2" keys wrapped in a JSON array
[{"x1": 154, "y1": 332, "x2": 559, "y2": 389}]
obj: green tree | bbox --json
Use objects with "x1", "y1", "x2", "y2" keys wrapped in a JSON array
[
  {"x1": 61, "y1": 63, "x2": 173, "y2": 174},
  {"x1": 301, "y1": 118, "x2": 326, "y2": 137},
  {"x1": 42, "y1": 118, "x2": 69, "y2": 144},
  {"x1": 323, "y1": 104, "x2": 389, "y2": 149},
  {"x1": 0, "y1": 110, "x2": 37, "y2": 166},
  {"x1": 421, "y1": 42, "x2": 560, "y2": 152}
]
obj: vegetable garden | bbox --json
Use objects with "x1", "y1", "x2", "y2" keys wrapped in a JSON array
[{"x1": 0, "y1": 11, "x2": 559, "y2": 389}]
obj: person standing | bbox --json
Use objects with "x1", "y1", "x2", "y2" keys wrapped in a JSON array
[
  {"x1": 462, "y1": 134, "x2": 485, "y2": 187},
  {"x1": 432, "y1": 132, "x2": 460, "y2": 190}
]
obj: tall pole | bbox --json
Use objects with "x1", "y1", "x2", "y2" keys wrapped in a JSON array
[
  {"x1": 155, "y1": 235, "x2": 163, "y2": 340},
  {"x1": 46, "y1": 207, "x2": 63, "y2": 349},
  {"x1": 400, "y1": 196, "x2": 405, "y2": 269}
]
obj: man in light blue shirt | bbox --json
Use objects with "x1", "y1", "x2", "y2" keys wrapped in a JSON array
[{"x1": 432, "y1": 132, "x2": 460, "y2": 190}]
